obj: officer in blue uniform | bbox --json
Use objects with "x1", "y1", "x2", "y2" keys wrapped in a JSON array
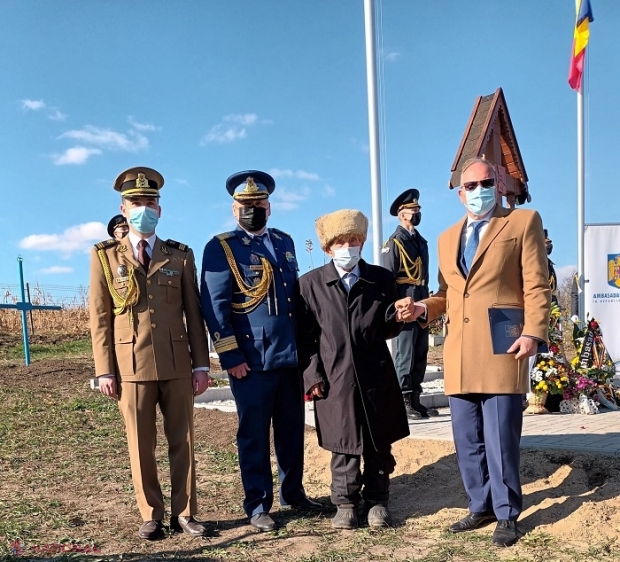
[
  {"x1": 200, "y1": 170, "x2": 321, "y2": 532},
  {"x1": 382, "y1": 189, "x2": 438, "y2": 419}
]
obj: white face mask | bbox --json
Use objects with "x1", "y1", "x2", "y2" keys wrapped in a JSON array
[{"x1": 332, "y1": 246, "x2": 361, "y2": 270}]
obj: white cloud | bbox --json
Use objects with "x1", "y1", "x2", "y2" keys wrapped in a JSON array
[
  {"x1": 385, "y1": 51, "x2": 401, "y2": 62},
  {"x1": 201, "y1": 113, "x2": 268, "y2": 145},
  {"x1": 224, "y1": 113, "x2": 258, "y2": 126},
  {"x1": 19, "y1": 222, "x2": 108, "y2": 256},
  {"x1": 59, "y1": 125, "x2": 148, "y2": 151},
  {"x1": 52, "y1": 146, "x2": 102, "y2": 165},
  {"x1": 21, "y1": 99, "x2": 46, "y2": 111},
  {"x1": 322, "y1": 184, "x2": 336, "y2": 197},
  {"x1": 270, "y1": 187, "x2": 311, "y2": 212},
  {"x1": 127, "y1": 116, "x2": 160, "y2": 132},
  {"x1": 48, "y1": 109, "x2": 67, "y2": 121},
  {"x1": 269, "y1": 168, "x2": 321, "y2": 181},
  {"x1": 38, "y1": 266, "x2": 74, "y2": 275}
]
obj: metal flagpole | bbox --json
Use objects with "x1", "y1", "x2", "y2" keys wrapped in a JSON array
[
  {"x1": 364, "y1": 0, "x2": 383, "y2": 266},
  {"x1": 577, "y1": 85, "x2": 586, "y2": 319}
]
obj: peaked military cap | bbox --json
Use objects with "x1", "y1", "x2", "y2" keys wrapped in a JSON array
[
  {"x1": 226, "y1": 170, "x2": 275, "y2": 202},
  {"x1": 113, "y1": 166, "x2": 165, "y2": 198},
  {"x1": 107, "y1": 214, "x2": 128, "y2": 238},
  {"x1": 389, "y1": 188, "x2": 421, "y2": 216}
]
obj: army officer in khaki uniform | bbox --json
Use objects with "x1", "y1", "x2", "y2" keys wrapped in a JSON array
[{"x1": 89, "y1": 166, "x2": 211, "y2": 540}]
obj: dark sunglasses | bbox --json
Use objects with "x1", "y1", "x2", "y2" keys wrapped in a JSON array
[{"x1": 462, "y1": 179, "x2": 495, "y2": 191}]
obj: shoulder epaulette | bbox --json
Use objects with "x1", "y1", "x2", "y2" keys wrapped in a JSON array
[
  {"x1": 216, "y1": 232, "x2": 235, "y2": 241},
  {"x1": 270, "y1": 228, "x2": 291, "y2": 238},
  {"x1": 94, "y1": 238, "x2": 118, "y2": 250},
  {"x1": 165, "y1": 239, "x2": 189, "y2": 252}
]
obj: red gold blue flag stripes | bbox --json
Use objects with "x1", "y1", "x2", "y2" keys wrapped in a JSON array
[{"x1": 568, "y1": 0, "x2": 594, "y2": 91}]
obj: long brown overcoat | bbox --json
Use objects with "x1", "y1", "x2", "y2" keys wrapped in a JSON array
[
  {"x1": 422, "y1": 206, "x2": 551, "y2": 395},
  {"x1": 296, "y1": 260, "x2": 410, "y2": 455}
]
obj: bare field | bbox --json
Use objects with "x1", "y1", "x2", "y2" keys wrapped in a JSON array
[{"x1": 0, "y1": 341, "x2": 619, "y2": 561}]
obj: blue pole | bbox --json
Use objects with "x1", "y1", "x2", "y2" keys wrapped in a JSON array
[{"x1": 17, "y1": 256, "x2": 31, "y2": 366}]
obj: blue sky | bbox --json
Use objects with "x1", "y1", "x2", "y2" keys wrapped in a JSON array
[{"x1": 1, "y1": 1, "x2": 618, "y2": 292}]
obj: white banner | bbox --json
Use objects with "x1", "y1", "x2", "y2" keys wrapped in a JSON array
[{"x1": 584, "y1": 224, "x2": 620, "y2": 373}]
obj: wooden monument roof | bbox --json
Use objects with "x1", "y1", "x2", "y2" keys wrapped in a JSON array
[{"x1": 449, "y1": 88, "x2": 528, "y2": 195}]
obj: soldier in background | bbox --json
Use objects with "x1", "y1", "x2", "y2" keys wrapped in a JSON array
[
  {"x1": 382, "y1": 189, "x2": 438, "y2": 419},
  {"x1": 107, "y1": 214, "x2": 129, "y2": 240},
  {"x1": 544, "y1": 229, "x2": 558, "y2": 305},
  {"x1": 89, "y1": 167, "x2": 211, "y2": 540},
  {"x1": 200, "y1": 170, "x2": 321, "y2": 533}
]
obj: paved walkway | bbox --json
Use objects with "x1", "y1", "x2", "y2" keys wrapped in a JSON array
[{"x1": 197, "y1": 396, "x2": 620, "y2": 458}]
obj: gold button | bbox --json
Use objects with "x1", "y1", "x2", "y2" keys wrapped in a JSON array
[
  {"x1": 464, "y1": 293, "x2": 469, "y2": 298},
  {"x1": 150, "y1": 309, "x2": 155, "y2": 313},
  {"x1": 168, "y1": 281, "x2": 172, "y2": 285},
  {"x1": 147, "y1": 280, "x2": 151, "y2": 285},
  {"x1": 464, "y1": 318, "x2": 469, "y2": 323},
  {"x1": 151, "y1": 323, "x2": 157, "y2": 328},
  {"x1": 149, "y1": 294, "x2": 153, "y2": 299}
]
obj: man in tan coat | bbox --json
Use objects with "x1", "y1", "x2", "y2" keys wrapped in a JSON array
[
  {"x1": 416, "y1": 158, "x2": 550, "y2": 547},
  {"x1": 89, "y1": 166, "x2": 211, "y2": 540}
]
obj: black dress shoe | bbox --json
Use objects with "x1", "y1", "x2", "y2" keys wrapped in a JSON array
[
  {"x1": 449, "y1": 511, "x2": 496, "y2": 533},
  {"x1": 138, "y1": 520, "x2": 164, "y2": 540},
  {"x1": 288, "y1": 496, "x2": 324, "y2": 512},
  {"x1": 250, "y1": 512, "x2": 276, "y2": 532},
  {"x1": 171, "y1": 515, "x2": 211, "y2": 537},
  {"x1": 492, "y1": 520, "x2": 519, "y2": 547}
]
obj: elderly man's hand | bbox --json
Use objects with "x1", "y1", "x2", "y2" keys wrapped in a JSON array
[
  {"x1": 99, "y1": 376, "x2": 118, "y2": 400},
  {"x1": 308, "y1": 382, "x2": 325, "y2": 398},
  {"x1": 395, "y1": 297, "x2": 414, "y2": 321}
]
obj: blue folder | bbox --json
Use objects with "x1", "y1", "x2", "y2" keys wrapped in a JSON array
[{"x1": 488, "y1": 307, "x2": 548, "y2": 355}]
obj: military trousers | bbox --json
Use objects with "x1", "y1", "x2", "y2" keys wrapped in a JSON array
[
  {"x1": 395, "y1": 322, "x2": 429, "y2": 393},
  {"x1": 229, "y1": 367, "x2": 306, "y2": 517},
  {"x1": 118, "y1": 378, "x2": 196, "y2": 521}
]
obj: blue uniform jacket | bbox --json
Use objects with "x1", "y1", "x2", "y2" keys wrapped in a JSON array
[{"x1": 200, "y1": 227, "x2": 299, "y2": 371}]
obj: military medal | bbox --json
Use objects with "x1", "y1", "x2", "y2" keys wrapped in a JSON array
[
  {"x1": 285, "y1": 252, "x2": 295, "y2": 262},
  {"x1": 250, "y1": 253, "x2": 260, "y2": 264},
  {"x1": 117, "y1": 264, "x2": 128, "y2": 276}
]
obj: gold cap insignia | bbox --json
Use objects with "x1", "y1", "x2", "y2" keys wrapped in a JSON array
[
  {"x1": 135, "y1": 172, "x2": 149, "y2": 189},
  {"x1": 244, "y1": 177, "x2": 258, "y2": 193}
]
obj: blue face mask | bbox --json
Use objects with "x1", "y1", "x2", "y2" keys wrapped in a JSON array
[
  {"x1": 128, "y1": 206, "x2": 159, "y2": 234},
  {"x1": 332, "y1": 246, "x2": 361, "y2": 270},
  {"x1": 465, "y1": 186, "x2": 496, "y2": 216}
]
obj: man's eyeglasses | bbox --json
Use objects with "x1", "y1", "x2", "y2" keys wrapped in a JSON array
[{"x1": 462, "y1": 179, "x2": 495, "y2": 192}]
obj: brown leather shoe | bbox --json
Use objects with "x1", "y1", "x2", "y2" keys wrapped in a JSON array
[
  {"x1": 170, "y1": 516, "x2": 211, "y2": 537},
  {"x1": 138, "y1": 520, "x2": 164, "y2": 540}
]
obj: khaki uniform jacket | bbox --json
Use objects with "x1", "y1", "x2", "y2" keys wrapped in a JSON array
[
  {"x1": 422, "y1": 206, "x2": 550, "y2": 395},
  {"x1": 89, "y1": 235, "x2": 210, "y2": 381}
]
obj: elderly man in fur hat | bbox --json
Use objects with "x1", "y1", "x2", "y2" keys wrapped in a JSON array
[{"x1": 296, "y1": 209, "x2": 414, "y2": 530}]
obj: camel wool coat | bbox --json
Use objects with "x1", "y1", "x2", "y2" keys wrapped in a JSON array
[{"x1": 422, "y1": 206, "x2": 551, "y2": 395}]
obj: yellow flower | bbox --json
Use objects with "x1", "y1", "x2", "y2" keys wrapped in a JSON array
[{"x1": 542, "y1": 383, "x2": 548, "y2": 391}]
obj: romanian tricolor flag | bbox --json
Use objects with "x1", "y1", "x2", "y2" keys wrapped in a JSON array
[{"x1": 568, "y1": 0, "x2": 594, "y2": 91}]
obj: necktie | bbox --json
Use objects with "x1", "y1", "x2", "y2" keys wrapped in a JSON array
[
  {"x1": 343, "y1": 272, "x2": 357, "y2": 293},
  {"x1": 138, "y1": 239, "x2": 151, "y2": 270},
  {"x1": 462, "y1": 221, "x2": 484, "y2": 275}
]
